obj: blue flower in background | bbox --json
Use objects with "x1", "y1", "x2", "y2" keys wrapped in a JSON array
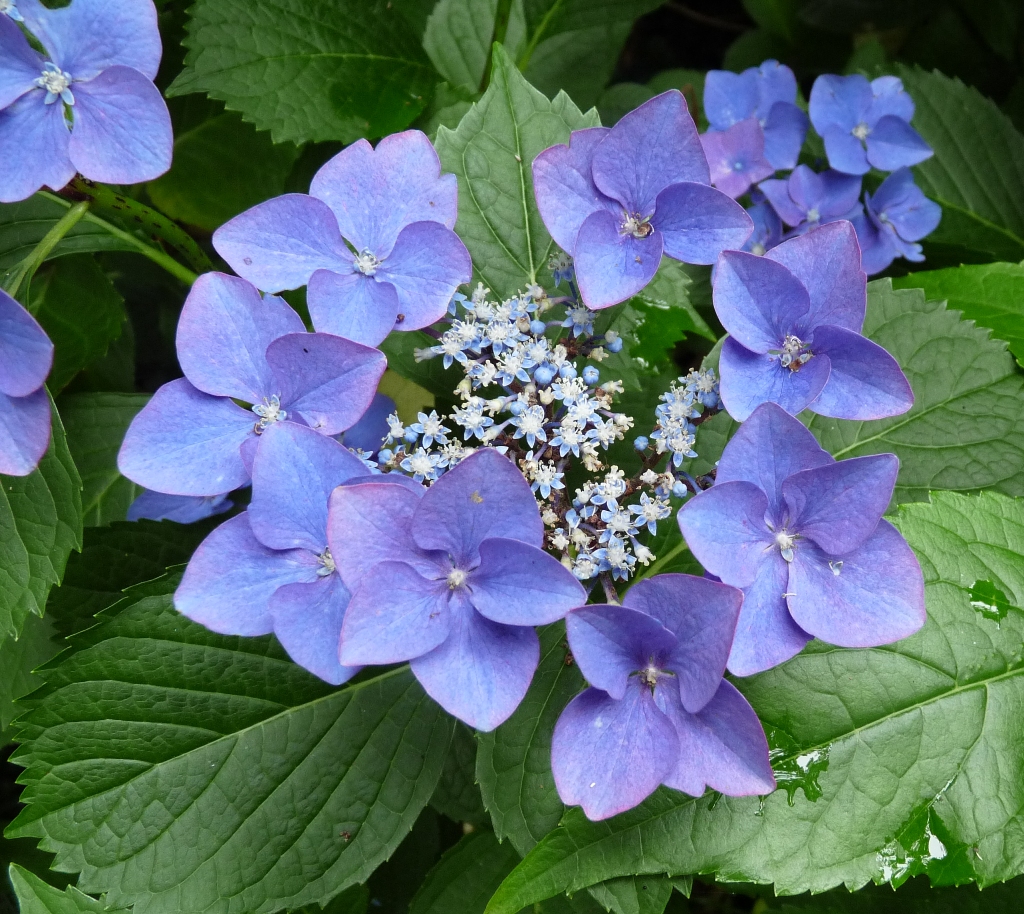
[
  {"x1": 852, "y1": 167, "x2": 942, "y2": 274},
  {"x1": 533, "y1": 91, "x2": 752, "y2": 309},
  {"x1": 551, "y1": 574, "x2": 775, "y2": 820},
  {"x1": 715, "y1": 221, "x2": 913, "y2": 421},
  {"x1": 809, "y1": 74, "x2": 932, "y2": 175},
  {"x1": 127, "y1": 490, "x2": 233, "y2": 524},
  {"x1": 741, "y1": 200, "x2": 782, "y2": 256},
  {"x1": 328, "y1": 448, "x2": 585, "y2": 730},
  {"x1": 758, "y1": 165, "x2": 862, "y2": 233},
  {"x1": 679, "y1": 403, "x2": 926, "y2": 675},
  {"x1": 0, "y1": 0, "x2": 172, "y2": 203},
  {"x1": 0, "y1": 288, "x2": 52, "y2": 476},
  {"x1": 214, "y1": 130, "x2": 472, "y2": 347},
  {"x1": 704, "y1": 60, "x2": 809, "y2": 170}
]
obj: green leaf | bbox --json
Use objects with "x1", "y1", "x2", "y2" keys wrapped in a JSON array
[
  {"x1": 630, "y1": 258, "x2": 715, "y2": 347},
  {"x1": 409, "y1": 831, "x2": 522, "y2": 914},
  {"x1": 0, "y1": 399, "x2": 82, "y2": 641},
  {"x1": 32, "y1": 256, "x2": 126, "y2": 394},
  {"x1": 585, "y1": 876, "x2": 672, "y2": 914},
  {"x1": 893, "y1": 66, "x2": 1024, "y2": 264},
  {"x1": 8, "y1": 863, "x2": 127, "y2": 914},
  {"x1": 477, "y1": 622, "x2": 583, "y2": 855},
  {"x1": 435, "y1": 44, "x2": 599, "y2": 300},
  {"x1": 431, "y1": 723, "x2": 489, "y2": 825},
  {"x1": 59, "y1": 393, "x2": 149, "y2": 527},
  {"x1": 288, "y1": 884, "x2": 369, "y2": 914},
  {"x1": 891, "y1": 261, "x2": 1024, "y2": 365},
  {"x1": 168, "y1": 0, "x2": 439, "y2": 145},
  {"x1": 148, "y1": 109, "x2": 300, "y2": 231},
  {"x1": 806, "y1": 279, "x2": 1024, "y2": 504},
  {"x1": 483, "y1": 490, "x2": 1024, "y2": 911},
  {"x1": 0, "y1": 614, "x2": 58, "y2": 735},
  {"x1": 7, "y1": 573, "x2": 455, "y2": 914}
]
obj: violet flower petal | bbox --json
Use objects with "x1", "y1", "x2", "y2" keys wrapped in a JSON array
[
  {"x1": 126, "y1": 490, "x2": 232, "y2": 524},
  {"x1": 175, "y1": 513, "x2": 319, "y2": 637},
  {"x1": 762, "y1": 101, "x2": 808, "y2": 171},
  {"x1": 871, "y1": 168, "x2": 941, "y2": 241},
  {"x1": 340, "y1": 561, "x2": 451, "y2": 665},
  {"x1": 787, "y1": 519, "x2": 926, "y2": 647},
  {"x1": 117, "y1": 378, "x2": 254, "y2": 497},
  {"x1": 0, "y1": 290, "x2": 53, "y2": 398},
  {"x1": 573, "y1": 209, "x2": 663, "y2": 309},
  {"x1": 757, "y1": 177, "x2": 805, "y2": 227},
  {"x1": 719, "y1": 335, "x2": 831, "y2": 421},
  {"x1": 69, "y1": 66, "x2": 172, "y2": 185},
  {"x1": 307, "y1": 269, "x2": 400, "y2": 347},
  {"x1": 412, "y1": 448, "x2": 543, "y2": 566},
  {"x1": 343, "y1": 392, "x2": 395, "y2": 454},
  {"x1": 809, "y1": 73, "x2": 870, "y2": 134},
  {"x1": 701, "y1": 119, "x2": 774, "y2": 200},
  {"x1": 469, "y1": 537, "x2": 586, "y2": 626},
  {"x1": 0, "y1": 14, "x2": 42, "y2": 109},
  {"x1": 551, "y1": 682, "x2": 678, "y2": 821},
  {"x1": 821, "y1": 125, "x2": 870, "y2": 175},
  {"x1": 703, "y1": 69, "x2": 758, "y2": 130},
  {"x1": 655, "y1": 181, "x2": 753, "y2": 264},
  {"x1": 411, "y1": 593, "x2": 540, "y2": 732},
  {"x1": 0, "y1": 93, "x2": 74, "y2": 203},
  {"x1": 0, "y1": 388, "x2": 50, "y2": 477},
  {"x1": 867, "y1": 115, "x2": 933, "y2": 171},
  {"x1": 868, "y1": 76, "x2": 915, "y2": 123}
]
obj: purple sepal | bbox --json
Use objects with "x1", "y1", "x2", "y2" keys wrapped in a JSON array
[
  {"x1": 701, "y1": 119, "x2": 774, "y2": 199},
  {"x1": 0, "y1": 388, "x2": 51, "y2": 477},
  {"x1": 0, "y1": 93, "x2": 75, "y2": 203},
  {"x1": 127, "y1": 490, "x2": 232, "y2": 524},
  {"x1": 0, "y1": 290, "x2": 53, "y2": 398},
  {"x1": 574, "y1": 209, "x2": 663, "y2": 309}
]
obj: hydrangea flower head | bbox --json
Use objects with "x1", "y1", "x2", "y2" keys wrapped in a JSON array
[
  {"x1": 758, "y1": 165, "x2": 862, "y2": 232},
  {"x1": 214, "y1": 130, "x2": 472, "y2": 346},
  {"x1": 0, "y1": 288, "x2": 53, "y2": 476},
  {"x1": 551, "y1": 573, "x2": 775, "y2": 820},
  {"x1": 533, "y1": 90, "x2": 752, "y2": 309},
  {"x1": 703, "y1": 60, "x2": 809, "y2": 171},
  {"x1": 851, "y1": 167, "x2": 942, "y2": 275},
  {"x1": 809, "y1": 74, "x2": 932, "y2": 176},
  {"x1": 177, "y1": 422, "x2": 370, "y2": 684},
  {"x1": 119, "y1": 272, "x2": 386, "y2": 496},
  {"x1": 678, "y1": 402, "x2": 926, "y2": 675},
  {"x1": 0, "y1": 0, "x2": 172, "y2": 202},
  {"x1": 329, "y1": 448, "x2": 586, "y2": 730},
  {"x1": 700, "y1": 118, "x2": 774, "y2": 199},
  {"x1": 714, "y1": 221, "x2": 914, "y2": 420}
]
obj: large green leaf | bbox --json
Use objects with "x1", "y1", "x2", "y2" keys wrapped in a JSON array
[
  {"x1": 422, "y1": 0, "x2": 526, "y2": 92},
  {"x1": 59, "y1": 394, "x2": 149, "y2": 527},
  {"x1": 435, "y1": 44, "x2": 599, "y2": 299},
  {"x1": 483, "y1": 491, "x2": 1024, "y2": 911},
  {"x1": 0, "y1": 400, "x2": 82, "y2": 641},
  {"x1": 893, "y1": 66, "x2": 1024, "y2": 265},
  {"x1": 8, "y1": 863, "x2": 127, "y2": 914},
  {"x1": 430, "y1": 723, "x2": 489, "y2": 825},
  {"x1": 0, "y1": 614, "x2": 58, "y2": 736},
  {"x1": 168, "y1": 0, "x2": 438, "y2": 144},
  {"x1": 7, "y1": 573, "x2": 454, "y2": 914},
  {"x1": 32, "y1": 256, "x2": 126, "y2": 394},
  {"x1": 585, "y1": 876, "x2": 673, "y2": 914},
  {"x1": 409, "y1": 832, "x2": 522, "y2": 914},
  {"x1": 891, "y1": 261, "x2": 1024, "y2": 364},
  {"x1": 806, "y1": 280, "x2": 1024, "y2": 503}
]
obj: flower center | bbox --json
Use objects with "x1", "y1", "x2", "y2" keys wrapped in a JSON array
[
  {"x1": 773, "y1": 334, "x2": 814, "y2": 371},
  {"x1": 252, "y1": 394, "x2": 287, "y2": 432},
  {"x1": 317, "y1": 548, "x2": 336, "y2": 577},
  {"x1": 620, "y1": 212, "x2": 654, "y2": 239},
  {"x1": 447, "y1": 568, "x2": 467, "y2": 590},
  {"x1": 806, "y1": 207, "x2": 820, "y2": 222},
  {"x1": 852, "y1": 122, "x2": 871, "y2": 140},
  {"x1": 35, "y1": 63, "x2": 74, "y2": 105},
  {"x1": 750, "y1": 242, "x2": 766, "y2": 256},
  {"x1": 353, "y1": 250, "x2": 381, "y2": 276},
  {"x1": 775, "y1": 530, "x2": 796, "y2": 562}
]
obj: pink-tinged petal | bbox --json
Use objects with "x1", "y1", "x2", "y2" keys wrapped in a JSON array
[
  {"x1": 469, "y1": 537, "x2": 586, "y2": 626},
  {"x1": 657, "y1": 680, "x2": 775, "y2": 797},
  {"x1": 728, "y1": 550, "x2": 810, "y2": 676},
  {"x1": 762, "y1": 102, "x2": 808, "y2": 171},
  {"x1": 213, "y1": 194, "x2": 351, "y2": 293},
  {"x1": 532, "y1": 126, "x2": 613, "y2": 253},
  {"x1": 376, "y1": 221, "x2": 472, "y2": 331},
  {"x1": 566, "y1": 603, "x2": 677, "y2": 700},
  {"x1": 0, "y1": 290, "x2": 52, "y2": 397},
  {"x1": 117, "y1": 378, "x2": 253, "y2": 497},
  {"x1": 809, "y1": 324, "x2": 913, "y2": 420},
  {"x1": 574, "y1": 209, "x2": 662, "y2": 310},
  {"x1": 307, "y1": 269, "x2": 400, "y2": 347},
  {"x1": 783, "y1": 454, "x2": 898, "y2": 556},
  {"x1": 765, "y1": 222, "x2": 866, "y2": 333},
  {"x1": 411, "y1": 594, "x2": 540, "y2": 732},
  {"x1": 719, "y1": 335, "x2": 831, "y2": 421},
  {"x1": 19, "y1": 0, "x2": 161, "y2": 80},
  {"x1": 821, "y1": 125, "x2": 870, "y2": 176},
  {"x1": 713, "y1": 250, "x2": 809, "y2": 352},
  {"x1": 249, "y1": 422, "x2": 365, "y2": 553},
  {"x1": 175, "y1": 513, "x2": 319, "y2": 637},
  {"x1": 677, "y1": 481, "x2": 774, "y2": 588},
  {"x1": 700, "y1": 120, "x2": 773, "y2": 200},
  {"x1": 310, "y1": 131, "x2": 458, "y2": 257},
  {"x1": 339, "y1": 561, "x2": 451, "y2": 665},
  {"x1": 412, "y1": 448, "x2": 543, "y2": 566},
  {"x1": 0, "y1": 388, "x2": 50, "y2": 476},
  {"x1": 655, "y1": 182, "x2": 753, "y2": 263},
  {"x1": 704, "y1": 70, "x2": 758, "y2": 130},
  {"x1": 327, "y1": 481, "x2": 438, "y2": 592},
  {"x1": 0, "y1": 14, "x2": 42, "y2": 109},
  {"x1": 0, "y1": 92, "x2": 74, "y2": 203},
  {"x1": 787, "y1": 519, "x2": 925, "y2": 648},
  {"x1": 176, "y1": 273, "x2": 303, "y2": 403},
  {"x1": 716, "y1": 402, "x2": 832, "y2": 517},
  {"x1": 866, "y1": 115, "x2": 933, "y2": 171},
  {"x1": 269, "y1": 332, "x2": 386, "y2": 435},
  {"x1": 69, "y1": 66, "x2": 171, "y2": 185},
  {"x1": 624, "y1": 574, "x2": 741, "y2": 713},
  {"x1": 809, "y1": 74, "x2": 870, "y2": 133},
  {"x1": 592, "y1": 90, "x2": 709, "y2": 215},
  {"x1": 271, "y1": 574, "x2": 359, "y2": 686},
  {"x1": 552, "y1": 682, "x2": 678, "y2": 821}
]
